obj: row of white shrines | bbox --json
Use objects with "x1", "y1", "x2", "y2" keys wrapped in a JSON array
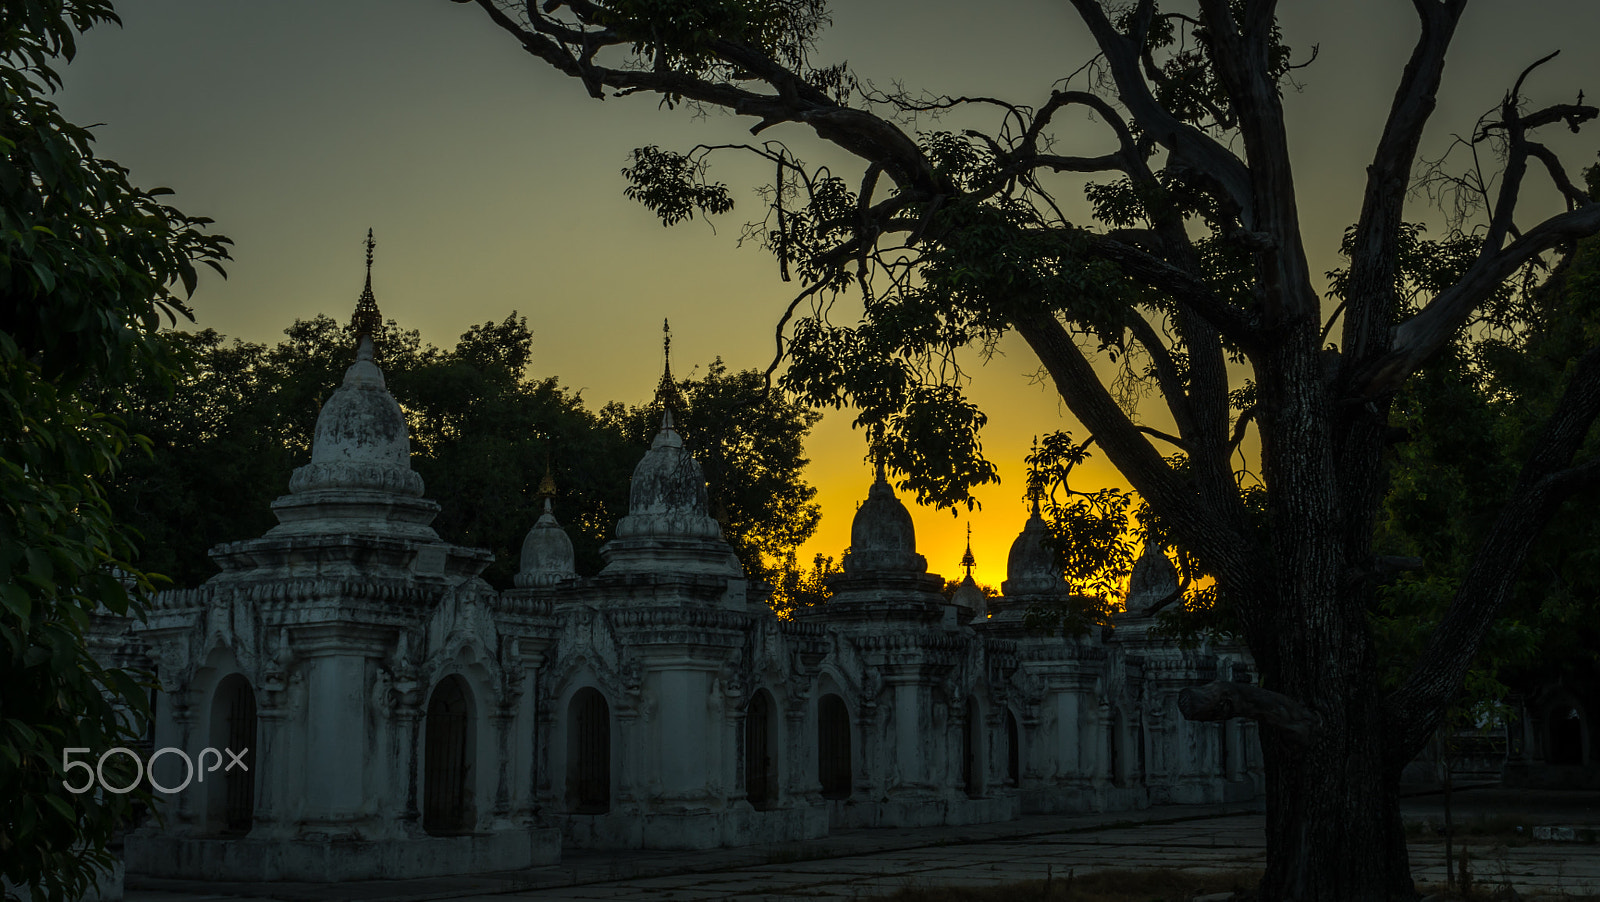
[{"x1": 89, "y1": 298, "x2": 1261, "y2": 883}]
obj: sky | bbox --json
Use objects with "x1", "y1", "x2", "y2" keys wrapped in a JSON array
[{"x1": 55, "y1": 0, "x2": 1600, "y2": 589}]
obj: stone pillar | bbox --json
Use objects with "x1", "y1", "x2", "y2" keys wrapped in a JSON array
[
  {"x1": 616, "y1": 705, "x2": 642, "y2": 806},
  {"x1": 490, "y1": 710, "x2": 514, "y2": 820},
  {"x1": 510, "y1": 665, "x2": 539, "y2": 822},
  {"x1": 1146, "y1": 701, "x2": 1169, "y2": 782},
  {"x1": 393, "y1": 684, "x2": 422, "y2": 827},
  {"x1": 652, "y1": 667, "x2": 715, "y2": 802},
  {"x1": 1054, "y1": 693, "x2": 1081, "y2": 780},
  {"x1": 1097, "y1": 701, "x2": 1115, "y2": 787},
  {"x1": 890, "y1": 678, "x2": 926, "y2": 792},
  {"x1": 785, "y1": 697, "x2": 816, "y2": 801},
  {"x1": 1225, "y1": 717, "x2": 1244, "y2": 782},
  {"x1": 169, "y1": 700, "x2": 198, "y2": 831},
  {"x1": 252, "y1": 691, "x2": 290, "y2": 837},
  {"x1": 293, "y1": 634, "x2": 378, "y2": 833}
]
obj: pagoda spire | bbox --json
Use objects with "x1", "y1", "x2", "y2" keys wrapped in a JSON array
[
  {"x1": 1025, "y1": 435, "x2": 1044, "y2": 518},
  {"x1": 350, "y1": 228, "x2": 383, "y2": 354},
  {"x1": 536, "y1": 450, "x2": 557, "y2": 515},
  {"x1": 961, "y1": 522, "x2": 976, "y2": 579},
  {"x1": 869, "y1": 426, "x2": 889, "y2": 485},
  {"x1": 654, "y1": 318, "x2": 685, "y2": 424}
]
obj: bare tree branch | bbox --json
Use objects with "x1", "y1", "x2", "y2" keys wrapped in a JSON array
[
  {"x1": 1127, "y1": 309, "x2": 1200, "y2": 439},
  {"x1": 1012, "y1": 307, "x2": 1268, "y2": 616},
  {"x1": 1180, "y1": 679, "x2": 1321, "y2": 746},
  {"x1": 1356, "y1": 202, "x2": 1600, "y2": 398},
  {"x1": 1340, "y1": 0, "x2": 1466, "y2": 367},
  {"x1": 1066, "y1": 0, "x2": 1255, "y2": 225}
]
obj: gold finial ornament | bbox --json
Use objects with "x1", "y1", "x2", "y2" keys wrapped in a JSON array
[
  {"x1": 536, "y1": 452, "x2": 557, "y2": 500},
  {"x1": 961, "y1": 522, "x2": 976, "y2": 578},
  {"x1": 350, "y1": 228, "x2": 383, "y2": 351},
  {"x1": 654, "y1": 317, "x2": 685, "y2": 415},
  {"x1": 1025, "y1": 435, "x2": 1044, "y2": 517}
]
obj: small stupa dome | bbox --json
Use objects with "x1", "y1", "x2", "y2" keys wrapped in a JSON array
[
  {"x1": 614, "y1": 409, "x2": 723, "y2": 540},
  {"x1": 1003, "y1": 470, "x2": 1064, "y2": 597},
  {"x1": 1003, "y1": 512, "x2": 1059, "y2": 594},
  {"x1": 612, "y1": 323, "x2": 722, "y2": 542},
  {"x1": 951, "y1": 575, "x2": 985, "y2": 620},
  {"x1": 949, "y1": 526, "x2": 984, "y2": 622},
  {"x1": 517, "y1": 483, "x2": 577, "y2": 587},
  {"x1": 286, "y1": 233, "x2": 422, "y2": 498},
  {"x1": 307, "y1": 338, "x2": 410, "y2": 467},
  {"x1": 843, "y1": 463, "x2": 926, "y2": 575},
  {"x1": 1125, "y1": 540, "x2": 1179, "y2": 614}
]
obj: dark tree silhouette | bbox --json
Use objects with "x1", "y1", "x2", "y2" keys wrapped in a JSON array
[
  {"x1": 461, "y1": 1, "x2": 1600, "y2": 897},
  {"x1": 109, "y1": 318, "x2": 820, "y2": 589},
  {"x1": 0, "y1": 1, "x2": 229, "y2": 895}
]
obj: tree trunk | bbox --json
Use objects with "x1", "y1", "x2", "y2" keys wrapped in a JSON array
[{"x1": 1257, "y1": 690, "x2": 1414, "y2": 901}]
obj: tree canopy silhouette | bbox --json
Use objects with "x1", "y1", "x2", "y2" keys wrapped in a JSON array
[
  {"x1": 461, "y1": 1, "x2": 1600, "y2": 898},
  {"x1": 109, "y1": 316, "x2": 820, "y2": 591},
  {"x1": 0, "y1": 1, "x2": 229, "y2": 896}
]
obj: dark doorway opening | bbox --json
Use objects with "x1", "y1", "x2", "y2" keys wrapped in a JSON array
[
  {"x1": 745, "y1": 690, "x2": 776, "y2": 809},
  {"x1": 568, "y1": 687, "x2": 611, "y2": 813},
  {"x1": 423, "y1": 674, "x2": 474, "y2": 835},
  {"x1": 817, "y1": 693, "x2": 852, "y2": 800}
]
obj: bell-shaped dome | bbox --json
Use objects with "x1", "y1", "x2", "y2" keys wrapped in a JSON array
[
  {"x1": 1002, "y1": 502, "x2": 1064, "y2": 597},
  {"x1": 843, "y1": 465, "x2": 926, "y2": 575},
  {"x1": 612, "y1": 410, "x2": 723, "y2": 541},
  {"x1": 1126, "y1": 540, "x2": 1179, "y2": 614},
  {"x1": 951, "y1": 574, "x2": 985, "y2": 622},
  {"x1": 517, "y1": 498, "x2": 577, "y2": 588},
  {"x1": 287, "y1": 335, "x2": 424, "y2": 497},
  {"x1": 263, "y1": 240, "x2": 443, "y2": 545}
]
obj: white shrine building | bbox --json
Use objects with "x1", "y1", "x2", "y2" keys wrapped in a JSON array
[{"x1": 96, "y1": 269, "x2": 1262, "y2": 882}]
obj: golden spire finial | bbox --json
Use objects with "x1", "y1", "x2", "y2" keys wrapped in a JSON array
[
  {"x1": 1025, "y1": 435, "x2": 1044, "y2": 517},
  {"x1": 961, "y1": 522, "x2": 976, "y2": 578},
  {"x1": 350, "y1": 228, "x2": 382, "y2": 352},
  {"x1": 654, "y1": 318, "x2": 685, "y2": 418},
  {"x1": 536, "y1": 451, "x2": 557, "y2": 513}
]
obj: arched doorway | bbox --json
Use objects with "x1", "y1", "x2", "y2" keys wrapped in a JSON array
[
  {"x1": 962, "y1": 698, "x2": 981, "y2": 798},
  {"x1": 745, "y1": 690, "x2": 776, "y2": 809},
  {"x1": 1005, "y1": 709, "x2": 1020, "y2": 787},
  {"x1": 817, "y1": 693, "x2": 852, "y2": 800},
  {"x1": 209, "y1": 674, "x2": 256, "y2": 835},
  {"x1": 567, "y1": 687, "x2": 610, "y2": 813},
  {"x1": 423, "y1": 675, "x2": 474, "y2": 835},
  {"x1": 1108, "y1": 707, "x2": 1123, "y2": 787},
  {"x1": 1548, "y1": 706, "x2": 1585, "y2": 765}
]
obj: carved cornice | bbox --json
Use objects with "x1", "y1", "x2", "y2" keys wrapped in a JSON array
[
  {"x1": 152, "y1": 577, "x2": 443, "y2": 612},
  {"x1": 606, "y1": 605, "x2": 752, "y2": 642}
]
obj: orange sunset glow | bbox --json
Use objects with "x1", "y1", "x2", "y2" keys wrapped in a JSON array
[{"x1": 54, "y1": 0, "x2": 1600, "y2": 589}]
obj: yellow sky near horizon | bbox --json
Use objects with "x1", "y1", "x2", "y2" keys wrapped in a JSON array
[{"x1": 53, "y1": 0, "x2": 1600, "y2": 589}]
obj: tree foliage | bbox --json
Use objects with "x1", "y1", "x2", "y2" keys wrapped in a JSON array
[
  {"x1": 1374, "y1": 187, "x2": 1600, "y2": 721},
  {"x1": 466, "y1": 0, "x2": 1600, "y2": 897},
  {"x1": 0, "y1": 1, "x2": 229, "y2": 898},
  {"x1": 107, "y1": 318, "x2": 821, "y2": 589}
]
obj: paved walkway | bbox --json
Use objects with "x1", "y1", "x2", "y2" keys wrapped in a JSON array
[{"x1": 125, "y1": 789, "x2": 1600, "y2": 901}]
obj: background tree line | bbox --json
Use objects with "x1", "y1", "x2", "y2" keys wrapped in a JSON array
[{"x1": 103, "y1": 313, "x2": 822, "y2": 593}]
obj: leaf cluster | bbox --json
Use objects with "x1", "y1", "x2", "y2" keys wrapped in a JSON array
[
  {"x1": 1373, "y1": 214, "x2": 1600, "y2": 718},
  {"x1": 1, "y1": 2, "x2": 229, "y2": 898},
  {"x1": 584, "y1": 0, "x2": 827, "y2": 82}
]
